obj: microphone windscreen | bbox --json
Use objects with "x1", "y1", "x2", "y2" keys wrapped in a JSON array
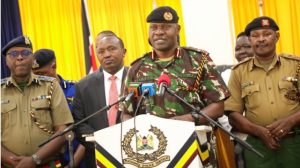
[
  {"x1": 128, "y1": 82, "x2": 142, "y2": 97},
  {"x1": 157, "y1": 74, "x2": 171, "y2": 86}
]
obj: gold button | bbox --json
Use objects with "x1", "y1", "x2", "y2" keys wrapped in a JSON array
[{"x1": 271, "y1": 101, "x2": 274, "y2": 104}]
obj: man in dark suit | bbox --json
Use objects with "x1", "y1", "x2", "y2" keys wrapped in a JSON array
[{"x1": 73, "y1": 31, "x2": 128, "y2": 168}]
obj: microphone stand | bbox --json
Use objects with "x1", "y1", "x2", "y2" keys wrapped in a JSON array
[
  {"x1": 165, "y1": 87, "x2": 264, "y2": 158},
  {"x1": 65, "y1": 131, "x2": 75, "y2": 168},
  {"x1": 38, "y1": 94, "x2": 131, "y2": 167}
]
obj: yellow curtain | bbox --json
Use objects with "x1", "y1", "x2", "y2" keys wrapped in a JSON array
[
  {"x1": 262, "y1": 0, "x2": 300, "y2": 56},
  {"x1": 231, "y1": 0, "x2": 260, "y2": 37},
  {"x1": 231, "y1": 0, "x2": 300, "y2": 56},
  {"x1": 86, "y1": 0, "x2": 186, "y2": 67},
  {"x1": 18, "y1": 0, "x2": 86, "y2": 80},
  {"x1": 86, "y1": 0, "x2": 153, "y2": 67}
]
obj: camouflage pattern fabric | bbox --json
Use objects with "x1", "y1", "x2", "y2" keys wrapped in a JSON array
[{"x1": 123, "y1": 47, "x2": 230, "y2": 118}]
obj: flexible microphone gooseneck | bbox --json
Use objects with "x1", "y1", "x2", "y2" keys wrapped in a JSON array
[
  {"x1": 133, "y1": 86, "x2": 150, "y2": 162},
  {"x1": 157, "y1": 73, "x2": 263, "y2": 158},
  {"x1": 120, "y1": 82, "x2": 142, "y2": 165},
  {"x1": 39, "y1": 93, "x2": 131, "y2": 148},
  {"x1": 163, "y1": 86, "x2": 264, "y2": 158}
]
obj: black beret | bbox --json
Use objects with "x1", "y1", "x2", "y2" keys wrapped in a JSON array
[
  {"x1": 33, "y1": 49, "x2": 55, "y2": 69},
  {"x1": 245, "y1": 16, "x2": 279, "y2": 36},
  {"x1": 147, "y1": 6, "x2": 179, "y2": 23},
  {"x1": 2, "y1": 35, "x2": 32, "y2": 56}
]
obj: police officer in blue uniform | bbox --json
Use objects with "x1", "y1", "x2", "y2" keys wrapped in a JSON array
[{"x1": 32, "y1": 49, "x2": 85, "y2": 168}]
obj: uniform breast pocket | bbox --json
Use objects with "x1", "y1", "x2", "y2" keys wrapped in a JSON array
[
  {"x1": 278, "y1": 81, "x2": 298, "y2": 105},
  {"x1": 242, "y1": 84, "x2": 261, "y2": 109},
  {"x1": 31, "y1": 99, "x2": 53, "y2": 126},
  {"x1": 1, "y1": 100, "x2": 17, "y2": 130}
]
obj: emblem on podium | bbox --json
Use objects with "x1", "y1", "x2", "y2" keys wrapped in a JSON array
[{"x1": 122, "y1": 125, "x2": 170, "y2": 167}]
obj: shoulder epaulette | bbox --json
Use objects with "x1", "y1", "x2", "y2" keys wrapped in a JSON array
[
  {"x1": 279, "y1": 53, "x2": 300, "y2": 61},
  {"x1": 37, "y1": 75, "x2": 56, "y2": 82},
  {"x1": 232, "y1": 57, "x2": 252, "y2": 69},
  {"x1": 182, "y1": 46, "x2": 209, "y2": 55},
  {"x1": 130, "y1": 53, "x2": 149, "y2": 66},
  {"x1": 1, "y1": 78, "x2": 8, "y2": 85}
]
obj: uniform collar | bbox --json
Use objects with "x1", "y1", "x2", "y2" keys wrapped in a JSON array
[
  {"x1": 150, "y1": 47, "x2": 181, "y2": 60},
  {"x1": 2, "y1": 73, "x2": 40, "y2": 88},
  {"x1": 249, "y1": 54, "x2": 280, "y2": 71}
]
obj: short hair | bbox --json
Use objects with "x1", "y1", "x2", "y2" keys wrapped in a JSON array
[
  {"x1": 96, "y1": 30, "x2": 116, "y2": 38},
  {"x1": 96, "y1": 30, "x2": 124, "y2": 48},
  {"x1": 32, "y1": 49, "x2": 56, "y2": 69},
  {"x1": 237, "y1": 32, "x2": 247, "y2": 39}
]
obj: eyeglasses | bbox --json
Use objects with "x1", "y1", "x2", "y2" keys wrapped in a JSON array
[{"x1": 6, "y1": 50, "x2": 32, "y2": 58}]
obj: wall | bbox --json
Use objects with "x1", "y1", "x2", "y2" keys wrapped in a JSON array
[{"x1": 181, "y1": 0, "x2": 236, "y2": 65}]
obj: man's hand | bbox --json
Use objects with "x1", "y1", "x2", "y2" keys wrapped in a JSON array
[
  {"x1": 256, "y1": 126, "x2": 280, "y2": 150},
  {"x1": 6, "y1": 156, "x2": 20, "y2": 167},
  {"x1": 14, "y1": 156, "x2": 37, "y2": 168},
  {"x1": 266, "y1": 117, "x2": 294, "y2": 139}
]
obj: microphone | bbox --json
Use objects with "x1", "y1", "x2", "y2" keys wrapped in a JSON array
[
  {"x1": 141, "y1": 83, "x2": 156, "y2": 96},
  {"x1": 128, "y1": 82, "x2": 142, "y2": 97},
  {"x1": 140, "y1": 83, "x2": 156, "y2": 114},
  {"x1": 157, "y1": 74, "x2": 171, "y2": 96}
]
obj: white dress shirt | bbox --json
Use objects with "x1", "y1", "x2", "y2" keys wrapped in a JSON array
[{"x1": 103, "y1": 67, "x2": 124, "y2": 115}]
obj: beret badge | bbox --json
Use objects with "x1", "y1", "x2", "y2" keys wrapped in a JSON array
[
  {"x1": 24, "y1": 36, "x2": 31, "y2": 45},
  {"x1": 32, "y1": 60, "x2": 40, "y2": 69},
  {"x1": 163, "y1": 12, "x2": 173, "y2": 21},
  {"x1": 261, "y1": 19, "x2": 270, "y2": 27}
]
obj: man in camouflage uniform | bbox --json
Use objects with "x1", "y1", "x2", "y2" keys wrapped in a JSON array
[
  {"x1": 225, "y1": 16, "x2": 300, "y2": 168},
  {"x1": 122, "y1": 6, "x2": 230, "y2": 126},
  {"x1": 1, "y1": 36, "x2": 74, "y2": 168}
]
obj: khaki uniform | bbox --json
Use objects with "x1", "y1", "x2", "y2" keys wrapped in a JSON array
[
  {"x1": 225, "y1": 54, "x2": 300, "y2": 126},
  {"x1": 1, "y1": 73, "x2": 74, "y2": 156}
]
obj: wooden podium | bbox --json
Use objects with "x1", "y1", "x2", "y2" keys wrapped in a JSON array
[{"x1": 93, "y1": 114, "x2": 210, "y2": 168}]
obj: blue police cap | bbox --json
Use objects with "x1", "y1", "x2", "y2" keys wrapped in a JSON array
[
  {"x1": 147, "y1": 6, "x2": 179, "y2": 23},
  {"x1": 33, "y1": 49, "x2": 55, "y2": 69},
  {"x1": 245, "y1": 16, "x2": 279, "y2": 36},
  {"x1": 2, "y1": 35, "x2": 32, "y2": 56}
]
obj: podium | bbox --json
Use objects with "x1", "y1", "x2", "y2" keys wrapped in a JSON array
[{"x1": 93, "y1": 114, "x2": 210, "y2": 168}]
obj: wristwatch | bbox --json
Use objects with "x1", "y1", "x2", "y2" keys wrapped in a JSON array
[
  {"x1": 191, "y1": 111, "x2": 201, "y2": 125},
  {"x1": 32, "y1": 153, "x2": 42, "y2": 165}
]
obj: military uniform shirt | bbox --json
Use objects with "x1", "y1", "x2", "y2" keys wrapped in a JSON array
[
  {"x1": 123, "y1": 47, "x2": 230, "y2": 118},
  {"x1": 1, "y1": 73, "x2": 74, "y2": 156},
  {"x1": 225, "y1": 54, "x2": 300, "y2": 126}
]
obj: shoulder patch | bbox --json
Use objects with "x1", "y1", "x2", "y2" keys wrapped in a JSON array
[
  {"x1": 279, "y1": 53, "x2": 300, "y2": 61},
  {"x1": 232, "y1": 57, "x2": 252, "y2": 69},
  {"x1": 130, "y1": 53, "x2": 149, "y2": 66},
  {"x1": 37, "y1": 75, "x2": 56, "y2": 82},
  {"x1": 182, "y1": 46, "x2": 209, "y2": 55}
]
